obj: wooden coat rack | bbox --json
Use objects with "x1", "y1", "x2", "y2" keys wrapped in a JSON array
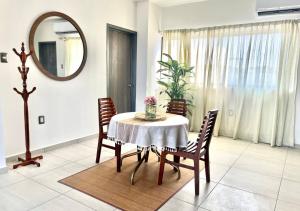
[{"x1": 13, "y1": 43, "x2": 43, "y2": 169}]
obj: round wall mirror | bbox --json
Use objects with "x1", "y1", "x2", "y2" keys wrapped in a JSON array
[{"x1": 29, "y1": 12, "x2": 87, "y2": 81}]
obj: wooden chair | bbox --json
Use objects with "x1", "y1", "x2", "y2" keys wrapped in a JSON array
[
  {"x1": 166, "y1": 99, "x2": 187, "y2": 117},
  {"x1": 95, "y1": 98, "x2": 122, "y2": 172},
  {"x1": 158, "y1": 110, "x2": 218, "y2": 195},
  {"x1": 166, "y1": 99, "x2": 188, "y2": 166}
]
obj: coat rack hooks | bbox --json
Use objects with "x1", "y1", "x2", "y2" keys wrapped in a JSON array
[{"x1": 12, "y1": 42, "x2": 43, "y2": 169}]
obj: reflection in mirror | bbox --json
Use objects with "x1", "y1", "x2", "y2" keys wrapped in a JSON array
[
  {"x1": 34, "y1": 17, "x2": 84, "y2": 77},
  {"x1": 29, "y1": 12, "x2": 87, "y2": 81}
]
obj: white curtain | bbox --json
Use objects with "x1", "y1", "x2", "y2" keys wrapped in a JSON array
[
  {"x1": 64, "y1": 38, "x2": 83, "y2": 76},
  {"x1": 163, "y1": 20, "x2": 300, "y2": 146}
]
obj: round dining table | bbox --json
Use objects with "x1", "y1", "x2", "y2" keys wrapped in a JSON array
[{"x1": 107, "y1": 112, "x2": 189, "y2": 184}]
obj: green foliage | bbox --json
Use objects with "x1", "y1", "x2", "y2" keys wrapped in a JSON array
[{"x1": 157, "y1": 53, "x2": 194, "y2": 112}]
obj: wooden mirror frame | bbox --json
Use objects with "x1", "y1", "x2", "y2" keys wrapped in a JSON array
[{"x1": 29, "y1": 11, "x2": 87, "y2": 81}]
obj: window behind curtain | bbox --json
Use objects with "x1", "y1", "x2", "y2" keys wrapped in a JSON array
[{"x1": 189, "y1": 32, "x2": 282, "y2": 90}]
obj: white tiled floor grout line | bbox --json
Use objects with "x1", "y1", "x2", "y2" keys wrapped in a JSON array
[
  {"x1": 27, "y1": 194, "x2": 63, "y2": 211},
  {"x1": 273, "y1": 147, "x2": 288, "y2": 211},
  {"x1": 61, "y1": 190, "x2": 97, "y2": 211},
  {"x1": 197, "y1": 140, "x2": 252, "y2": 210},
  {"x1": 0, "y1": 171, "x2": 27, "y2": 189}
]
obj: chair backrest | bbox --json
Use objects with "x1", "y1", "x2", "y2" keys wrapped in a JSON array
[
  {"x1": 98, "y1": 98, "x2": 116, "y2": 131},
  {"x1": 166, "y1": 99, "x2": 187, "y2": 117},
  {"x1": 196, "y1": 110, "x2": 218, "y2": 155}
]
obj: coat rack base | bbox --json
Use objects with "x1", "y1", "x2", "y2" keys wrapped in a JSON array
[{"x1": 13, "y1": 155, "x2": 43, "y2": 169}]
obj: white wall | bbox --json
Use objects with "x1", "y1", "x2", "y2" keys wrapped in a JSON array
[
  {"x1": 136, "y1": 1, "x2": 162, "y2": 109},
  {"x1": 161, "y1": 0, "x2": 300, "y2": 145},
  {"x1": 136, "y1": 1, "x2": 149, "y2": 111},
  {"x1": 147, "y1": 3, "x2": 162, "y2": 96},
  {"x1": 0, "y1": 110, "x2": 6, "y2": 170},
  {"x1": 162, "y1": 0, "x2": 300, "y2": 29},
  {"x1": 0, "y1": 0, "x2": 137, "y2": 157}
]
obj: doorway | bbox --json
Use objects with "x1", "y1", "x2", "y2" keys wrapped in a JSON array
[
  {"x1": 107, "y1": 24, "x2": 137, "y2": 113},
  {"x1": 38, "y1": 41, "x2": 57, "y2": 76}
]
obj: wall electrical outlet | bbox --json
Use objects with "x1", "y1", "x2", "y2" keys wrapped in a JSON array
[
  {"x1": 38, "y1": 116, "x2": 45, "y2": 124},
  {"x1": 0, "y1": 52, "x2": 8, "y2": 63}
]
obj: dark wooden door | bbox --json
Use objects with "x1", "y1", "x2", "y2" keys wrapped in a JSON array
[
  {"x1": 107, "y1": 26, "x2": 136, "y2": 113},
  {"x1": 38, "y1": 42, "x2": 57, "y2": 76}
]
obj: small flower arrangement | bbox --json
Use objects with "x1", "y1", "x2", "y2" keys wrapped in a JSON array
[
  {"x1": 144, "y1": 96, "x2": 157, "y2": 105},
  {"x1": 144, "y1": 96, "x2": 157, "y2": 119}
]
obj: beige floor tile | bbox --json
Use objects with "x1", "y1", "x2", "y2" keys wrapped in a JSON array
[
  {"x1": 3, "y1": 179, "x2": 59, "y2": 209},
  {"x1": 278, "y1": 179, "x2": 300, "y2": 205},
  {"x1": 246, "y1": 144, "x2": 287, "y2": 162},
  {"x1": 188, "y1": 132, "x2": 199, "y2": 141},
  {"x1": 242, "y1": 149, "x2": 286, "y2": 164},
  {"x1": 31, "y1": 195, "x2": 93, "y2": 211},
  {"x1": 58, "y1": 162, "x2": 88, "y2": 176},
  {"x1": 76, "y1": 150, "x2": 114, "y2": 168},
  {"x1": 65, "y1": 189, "x2": 115, "y2": 211},
  {"x1": 275, "y1": 200, "x2": 300, "y2": 211},
  {"x1": 32, "y1": 170, "x2": 72, "y2": 193},
  {"x1": 200, "y1": 163, "x2": 230, "y2": 182},
  {"x1": 80, "y1": 138, "x2": 123, "y2": 149},
  {"x1": 200, "y1": 184, "x2": 276, "y2": 211},
  {"x1": 174, "y1": 178, "x2": 217, "y2": 206},
  {"x1": 0, "y1": 188, "x2": 32, "y2": 211},
  {"x1": 209, "y1": 150, "x2": 240, "y2": 166},
  {"x1": 220, "y1": 168, "x2": 281, "y2": 198},
  {"x1": 11, "y1": 153, "x2": 71, "y2": 177},
  {"x1": 210, "y1": 137, "x2": 250, "y2": 154},
  {"x1": 233, "y1": 155, "x2": 284, "y2": 178},
  {"x1": 0, "y1": 170, "x2": 26, "y2": 188},
  {"x1": 79, "y1": 139, "x2": 136, "y2": 158},
  {"x1": 31, "y1": 163, "x2": 87, "y2": 193},
  {"x1": 286, "y1": 148, "x2": 300, "y2": 166},
  {"x1": 159, "y1": 198, "x2": 197, "y2": 211},
  {"x1": 79, "y1": 138, "x2": 99, "y2": 148},
  {"x1": 49, "y1": 143, "x2": 96, "y2": 161},
  {"x1": 283, "y1": 163, "x2": 300, "y2": 183}
]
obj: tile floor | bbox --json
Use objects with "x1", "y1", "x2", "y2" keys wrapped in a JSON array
[{"x1": 0, "y1": 134, "x2": 299, "y2": 211}]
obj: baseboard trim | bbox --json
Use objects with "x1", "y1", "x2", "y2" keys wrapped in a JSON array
[{"x1": 6, "y1": 134, "x2": 98, "y2": 162}]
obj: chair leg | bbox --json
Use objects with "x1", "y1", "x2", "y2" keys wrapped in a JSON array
[
  {"x1": 95, "y1": 136, "x2": 103, "y2": 163},
  {"x1": 115, "y1": 143, "x2": 118, "y2": 156},
  {"x1": 145, "y1": 150, "x2": 150, "y2": 163},
  {"x1": 116, "y1": 144, "x2": 121, "y2": 172},
  {"x1": 173, "y1": 155, "x2": 180, "y2": 172},
  {"x1": 158, "y1": 152, "x2": 167, "y2": 185},
  {"x1": 204, "y1": 153, "x2": 210, "y2": 183},
  {"x1": 194, "y1": 159, "x2": 200, "y2": 195},
  {"x1": 137, "y1": 147, "x2": 142, "y2": 161}
]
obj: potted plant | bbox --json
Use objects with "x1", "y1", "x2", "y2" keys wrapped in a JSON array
[{"x1": 157, "y1": 53, "x2": 194, "y2": 113}]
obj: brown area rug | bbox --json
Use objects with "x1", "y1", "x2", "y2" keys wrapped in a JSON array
[{"x1": 59, "y1": 152, "x2": 204, "y2": 211}]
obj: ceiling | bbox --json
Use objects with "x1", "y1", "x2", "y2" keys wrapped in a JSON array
[{"x1": 135, "y1": 0, "x2": 208, "y2": 7}]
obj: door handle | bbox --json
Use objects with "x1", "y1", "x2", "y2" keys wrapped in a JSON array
[{"x1": 128, "y1": 84, "x2": 132, "y2": 87}]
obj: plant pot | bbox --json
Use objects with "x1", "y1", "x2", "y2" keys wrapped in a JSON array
[{"x1": 145, "y1": 104, "x2": 156, "y2": 119}]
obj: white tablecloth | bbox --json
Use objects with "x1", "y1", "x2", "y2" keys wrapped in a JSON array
[{"x1": 107, "y1": 112, "x2": 189, "y2": 151}]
